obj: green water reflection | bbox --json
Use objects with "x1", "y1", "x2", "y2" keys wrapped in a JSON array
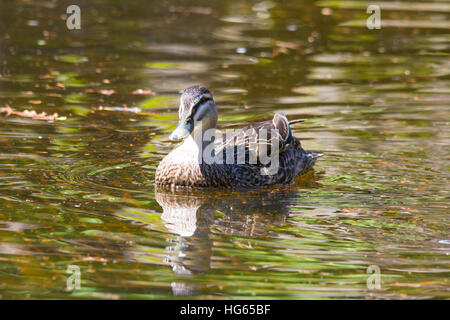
[{"x1": 0, "y1": 0, "x2": 448, "y2": 299}]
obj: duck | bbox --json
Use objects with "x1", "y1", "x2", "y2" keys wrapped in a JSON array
[{"x1": 155, "y1": 85, "x2": 320, "y2": 189}]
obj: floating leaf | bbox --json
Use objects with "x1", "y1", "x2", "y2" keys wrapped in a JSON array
[{"x1": 0, "y1": 104, "x2": 61, "y2": 121}]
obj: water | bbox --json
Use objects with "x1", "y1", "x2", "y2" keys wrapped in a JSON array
[{"x1": 0, "y1": 0, "x2": 448, "y2": 299}]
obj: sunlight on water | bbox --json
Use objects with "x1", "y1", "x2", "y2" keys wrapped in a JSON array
[{"x1": 0, "y1": 0, "x2": 448, "y2": 299}]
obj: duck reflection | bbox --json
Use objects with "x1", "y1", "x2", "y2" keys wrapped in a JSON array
[{"x1": 155, "y1": 187, "x2": 297, "y2": 296}]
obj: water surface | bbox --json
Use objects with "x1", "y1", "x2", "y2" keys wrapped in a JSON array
[{"x1": 0, "y1": 0, "x2": 449, "y2": 299}]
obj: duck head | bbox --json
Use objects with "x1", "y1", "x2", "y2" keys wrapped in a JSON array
[{"x1": 170, "y1": 85, "x2": 218, "y2": 141}]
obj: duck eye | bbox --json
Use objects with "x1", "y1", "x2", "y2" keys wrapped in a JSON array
[
  {"x1": 197, "y1": 97, "x2": 207, "y2": 106},
  {"x1": 188, "y1": 96, "x2": 210, "y2": 118}
]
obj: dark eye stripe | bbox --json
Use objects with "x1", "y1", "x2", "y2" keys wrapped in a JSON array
[{"x1": 189, "y1": 96, "x2": 211, "y2": 117}]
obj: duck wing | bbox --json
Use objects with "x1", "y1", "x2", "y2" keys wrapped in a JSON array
[{"x1": 215, "y1": 111, "x2": 294, "y2": 165}]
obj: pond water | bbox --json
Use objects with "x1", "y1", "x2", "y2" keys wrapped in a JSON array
[{"x1": 0, "y1": 0, "x2": 449, "y2": 299}]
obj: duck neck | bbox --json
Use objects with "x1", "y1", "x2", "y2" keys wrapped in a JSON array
[{"x1": 178, "y1": 129, "x2": 216, "y2": 164}]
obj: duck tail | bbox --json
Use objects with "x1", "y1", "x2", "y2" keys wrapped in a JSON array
[
  {"x1": 312, "y1": 153, "x2": 324, "y2": 159},
  {"x1": 289, "y1": 119, "x2": 306, "y2": 125}
]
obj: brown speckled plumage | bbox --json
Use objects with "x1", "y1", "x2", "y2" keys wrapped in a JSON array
[{"x1": 155, "y1": 85, "x2": 320, "y2": 189}]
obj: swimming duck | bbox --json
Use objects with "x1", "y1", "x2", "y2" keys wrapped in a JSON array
[{"x1": 155, "y1": 85, "x2": 320, "y2": 188}]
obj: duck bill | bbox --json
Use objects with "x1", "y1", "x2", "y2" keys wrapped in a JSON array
[{"x1": 169, "y1": 118, "x2": 194, "y2": 141}]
